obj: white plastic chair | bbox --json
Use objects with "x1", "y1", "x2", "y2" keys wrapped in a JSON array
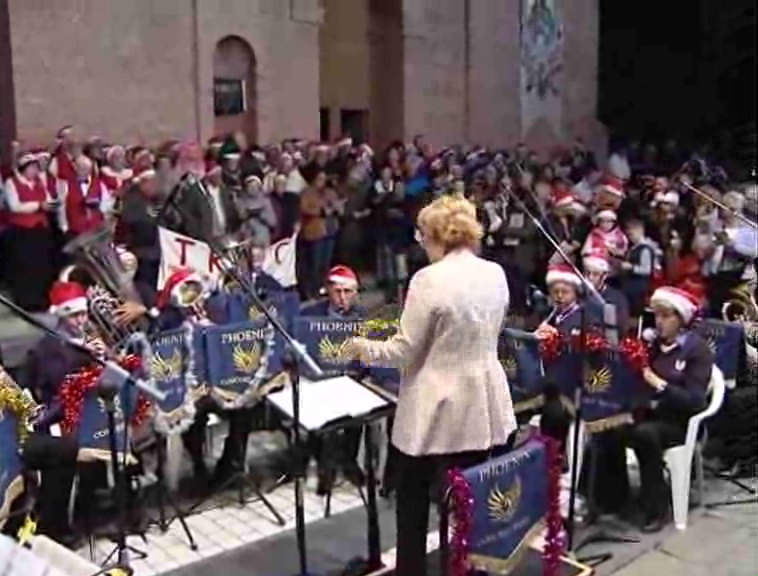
[{"x1": 663, "y1": 365, "x2": 726, "y2": 531}]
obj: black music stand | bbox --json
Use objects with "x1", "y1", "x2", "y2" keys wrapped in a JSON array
[{"x1": 266, "y1": 371, "x2": 395, "y2": 576}]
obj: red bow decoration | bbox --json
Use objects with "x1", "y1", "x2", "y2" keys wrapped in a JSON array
[
  {"x1": 59, "y1": 354, "x2": 151, "y2": 433},
  {"x1": 618, "y1": 336, "x2": 650, "y2": 373}
]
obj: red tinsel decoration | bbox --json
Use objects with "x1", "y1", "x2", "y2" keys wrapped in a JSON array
[
  {"x1": 540, "y1": 434, "x2": 564, "y2": 576},
  {"x1": 446, "y1": 467, "x2": 474, "y2": 576},
  {"x1": 59, "y1": 354, "x2": 151, "y2": 433},
  {"x1": 538, "y1": 330, "x2": 562, "y2": 361},
  {"x1": 618, "y1": 336, "x2": 650, "y2": 374}
]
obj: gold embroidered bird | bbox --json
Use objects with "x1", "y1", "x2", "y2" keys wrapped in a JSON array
[
  {"x1": 584, "y1": 365, "x2": 612, "y2": 393},
  {"x1": 248, "y1": 305, "x2": 277, "y2": 322},
  {"x1": 500, "y1": 355, "x2": 518, "y2": 379},
  {"x1": 150, "y1": 350, "x2": 182, "y2": 381},
  {"x1": 232, "y1": 342, "x2": 262, "y2": 374},
  {"x1": 318, "y1": 336, "x2": 350, "y2": 363},
  {"x1": 487, "y1": 477, "x2": 521, "y2": 522}
]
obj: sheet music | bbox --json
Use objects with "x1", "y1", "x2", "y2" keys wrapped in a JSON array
[
  {"x1": 0, "y1": 534, "x2": 98, "y2": 576},
  {"x1": 267, "y1": 375, "x2": 389, "y2": 431}
]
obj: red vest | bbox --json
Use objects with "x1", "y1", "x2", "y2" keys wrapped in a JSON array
[
  {"x1": 7, "y1": 175, "x2": 49, "y2": 229},
  {"x1": 100, "y1": 167, "x2": 132, "y2": 196},
  {"x1": 65, "y1": 177, "x2": 105, "y2": 234}
]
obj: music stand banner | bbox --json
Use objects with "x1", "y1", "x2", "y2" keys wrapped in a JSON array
[
  {"x1": 361, "y1": 319, "x2": 401, "y2": 395},
  {"x1": 0, "y1": 412, "x2": 23, "y2": 528},
  {"x1": 696, "y1": 319, "x2": 743, "y2": 381},
  {"x1": 579, "y1": 350, "x2": 639, "y2": 433},
  {"x1": 204, "y1": 319, "x2": 275, "y2": 403},
  {"x1": 463, "y1": 439, "x2": 547, "y2": 574},
  {"x1": 293, "y1": 317, "x2": 363, "y2": 377},
  {"x1": 76, "y1": 387, "x2": 135, "y2": 461},
  {"x1": 500, "y1": 330, "x2": 544, "y2": 413},
  {"x1": 543, "y1": 347, "x2": 582, "y2": 412},
  {"x1": 149, "y1": 327, "x2": 207, "y2": 429}
]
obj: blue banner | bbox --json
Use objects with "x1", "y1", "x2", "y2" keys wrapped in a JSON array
[
  {"x1": 227, "y1": 291, "x2": 300, "y2": 375},
  {"x1": 76, "y1": 385, "x2": 135, "y2": 457},
  {"x1": 580, "y1": 350, "x2": 640, "y2": 432},
  {"x1": 361, "y1": 319, "x2": 401, "y2": 395},
  {"x1": 149, "y1": 327, "x2": 207, "y2": 418},
  {"x1": 500, "y1": 329, "x2": 543, "y2": 413},
  {"x1": 0, "y1": 410, "x2": 23, "y2": 525},
  {"x1": 204, "y1": 319, "x2": 274, "y2": 400},
  {"x1": 695, "y1": 319, "x2": 743, "y2": 381},
  {"x1": 293, "y1": 317, "x2": 363, "y2": 377},
  {"x1": 542, "y1": 347, "x2": 582, "y2": 409},
  {"x1": 462, "y1": 439, "x2": 547, "y2": 573}
]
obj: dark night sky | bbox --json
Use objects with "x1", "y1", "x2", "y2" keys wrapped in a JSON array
[{"x1": 598, "y1": 0, "x2": 755, "y2": 154}]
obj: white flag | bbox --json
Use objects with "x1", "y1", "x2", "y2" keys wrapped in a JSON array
[
  {"x1": 157, "y1": 227, "x2": 223, "y2": 289},
  {"x1": 262, "y1": 233, "x2": 298, "y2": 288}
]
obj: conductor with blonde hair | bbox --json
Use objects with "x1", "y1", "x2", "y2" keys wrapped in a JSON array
[{"x1": 344, "y1": 194, "x2": 517, "y2": 576}]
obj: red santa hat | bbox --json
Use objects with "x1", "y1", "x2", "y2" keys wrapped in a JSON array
[
  {"x1": 17, "y1": 153, "x2": 40, "y2": 172},
  {"x1": 49, "y1": 281, "x2": 88, "y2": 317},
  {"x1": 546, "y1": 263, "x2": 581, "y2": 288},
  {"x1": 205, "y1": 159, "x2": 222, "y2": 177},
  {"x1": 244, "y1": 173, "x2": 263, "y2": 186},
  {"x1": 583, "y1": 248, "x2": 610, "y2": 274},
  {"x1": 156, "y1": 268, "x2": 208, "y2": 309},
  {"x1": 594, "y1": 209, "x2": 617, "y2": 222},
  {"x1": 326, "y1": 265, "x2": 359, "y2": 289},
  {"x1": 106, "y1": 145, "x2": 125, "y2": 163},
  {"x1": 133, "y1": 164, "x2": 156, "y2": 183},
  {"x1": 598, "y1": 176, "x2": 625, "y2": 198},
  {"x1": 650, "y1": 286, "x2": 699, "y2": 324},
  {"x1": 552, "y1": 184, "x2": 575, "y2": 208}
]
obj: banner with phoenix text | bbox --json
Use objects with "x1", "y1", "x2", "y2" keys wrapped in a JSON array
[
  {"x1": 293, "y1": 317, "x2": 363, "y2": 377},
  {"x1": 76, "y1": 386, "x2": 138, "y2": 459},
  {"x1": 463, "y1": 439, "x2": 547, "y2": 573},
  {"x1": 204, "y1": 319, "x2": 276, "y2": 402}
]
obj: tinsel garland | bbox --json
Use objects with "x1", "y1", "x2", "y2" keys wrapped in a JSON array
[
  {"x1": 0, "y1": 385, "x2": 36, "y2": 443},
  {"x1": 59, "y1": 354, "x2": 151, "y2": 433},
  {"x1": 540, "y1": 434, "x2": 564, "y2": 576},
  {"x1": 539, "y1": 329, "x2": 648, "y2": 371},
  {"x1": 618, "y1": 336, "x2": 650, "y2": 373},
  {"x1": 446, "y1": 467, "x2": 474, "y2": 576}
]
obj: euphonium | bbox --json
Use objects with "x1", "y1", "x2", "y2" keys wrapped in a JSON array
[
  {"x1": 63, "y1": 225, "x2": 148, "y2": 350},
  {"x1": 722, "y1": 282, "x2": 758, "y2": 323}
]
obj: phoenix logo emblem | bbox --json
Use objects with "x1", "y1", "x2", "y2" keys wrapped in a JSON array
[
  {"x1": 150, "y1": 350, "x2": 182, "y2": 381},
  {"x1": 487, "y1": 477, "x2": 521, "y2": 522},
  {"x1": 232, "y1": 342, "x2": 262, "y2": 374},
  {"x1": 584, "y1": 366, "x2": 612, "y2": 394},
  {"x1": 500, "y1": 355, "x2": 518, "y2": 379},
  {"x1": 318, "y1": 336, "x2": 350, "y2": 363}
]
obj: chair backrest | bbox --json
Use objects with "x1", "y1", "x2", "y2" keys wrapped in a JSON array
[{"x1": 702, "y1": 365, "x2": 727, "y2": 420}]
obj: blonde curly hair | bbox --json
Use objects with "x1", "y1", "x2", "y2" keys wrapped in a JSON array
[{"x1": 417, "y1": 194, "x2": 483, "y2": 252}]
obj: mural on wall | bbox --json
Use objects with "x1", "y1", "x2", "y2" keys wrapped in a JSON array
[{"x1": 520, "y1": 0, "x2": 564, "y2": 141}]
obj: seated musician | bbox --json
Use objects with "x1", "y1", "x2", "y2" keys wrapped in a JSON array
[
  {"x1": 19, "y1": 282, "x2": 108, "y2": 547},
  {"x1": 153, "y1": 268, "x2": 252, "y2": 490},
  {"x1": 593, "y1": 286, "x2": 714, "y2": 533},
  {"x1": 534, "y1": 263, "x2": 600, "y2": 454},
  {"x1": 582, "y1": 247, "x2": 631, "y2": 340},
  {"x1": 301, "y1": 265, "x2": 367, "y2": 494}
]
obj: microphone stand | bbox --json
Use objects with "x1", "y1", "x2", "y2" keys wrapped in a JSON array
[
  {"x1": 172, "y1": 175, "x2": 324, "y2": 576},
  {"x1": 503, "y1": 190, "x2": 638, "y2": 566},
  {"x1": 0, "y1": 293, "x2": 166, "y2": 575}
]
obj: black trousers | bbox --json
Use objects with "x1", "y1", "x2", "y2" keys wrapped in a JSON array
[
  {"x1": 6, "y1": 226, "x2": 54, "y2": 311},
  {"x1": 394, "y1": 441, "x2": 512, "y2": 576},
  {"x1": 181, "y1": 396, "x2": 257, "y2": 478},
  {"x1": 593, "y1": 413, "x2": 686, "y2": 518},
  {"x1": 20, "y1": 433, "x2": 79, "y2": 539}
]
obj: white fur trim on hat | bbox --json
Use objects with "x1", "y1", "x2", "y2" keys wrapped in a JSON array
[
  {"x1": 650, "y1": 287, "x2": 697, "y2": 324},
  {"x1": 583, "y1": 255, "x2": 609, "y2": 273},
  {"x1": 50, "y1": 296, "x2": 88, "y2": 317},
  {"x1": 546, "y1": 267, "x2": 580, "y2": 287},
  {"x1": 595, "y1": 210, "x2": 617, "y2": 221}
]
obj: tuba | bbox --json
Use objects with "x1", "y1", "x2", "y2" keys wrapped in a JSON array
[
  {"x1": 63, "y1": 225, "x2": 148, "y2": 350},
  {"x1": 722, "y1": 282, "x2": 758, "y2": 323}
]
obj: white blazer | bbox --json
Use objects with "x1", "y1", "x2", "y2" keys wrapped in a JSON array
[{"x1": 359, "y1": 249, "x2": 517, "y2": 456}]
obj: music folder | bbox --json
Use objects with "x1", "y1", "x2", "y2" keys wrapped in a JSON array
[{"x1": 266, "y1": 375, "x2": 394, "y2": 432}]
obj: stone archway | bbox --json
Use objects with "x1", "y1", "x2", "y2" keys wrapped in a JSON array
[{"x1": 213, "y1": 36, "x2": 257, "y2": 142}]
